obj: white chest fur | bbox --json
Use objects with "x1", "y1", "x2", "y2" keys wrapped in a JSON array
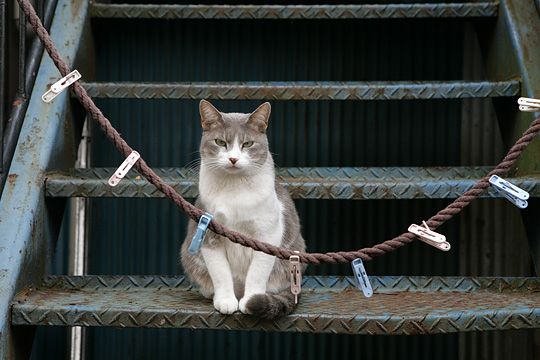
[{"x1": 198, "y1": 164, "x2": 284, "y2": 277}]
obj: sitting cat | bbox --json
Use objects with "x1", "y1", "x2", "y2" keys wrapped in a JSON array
[{"x1": 181, "y1": 100, "x2": 306, "y2": 319}]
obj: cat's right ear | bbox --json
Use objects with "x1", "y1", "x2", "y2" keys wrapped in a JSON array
[{"x1": 199, "y1": 99, "x2": 223, "y2": 131}]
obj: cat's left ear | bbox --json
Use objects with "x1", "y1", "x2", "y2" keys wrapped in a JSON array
[{"x1": 248, "y1": 102, "x2": 271, "y2": 133}]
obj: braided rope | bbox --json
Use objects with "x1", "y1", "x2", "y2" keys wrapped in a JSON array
[{"x1": 18, "y1": 0, "x2": 540, "y2": 264}]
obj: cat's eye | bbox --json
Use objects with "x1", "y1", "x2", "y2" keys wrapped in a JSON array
[
  {"x1": 242, "y1": 141, "x2": 254, "y2": 148},
  {"x1": 215, "y1": 139, "x2": 227, "y2": 147}
]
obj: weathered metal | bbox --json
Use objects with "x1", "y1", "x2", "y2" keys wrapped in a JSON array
[
  {"x1": 89, "y1": 3, "x2": 499, "y2": 20},
  {"x1": 0, "y1": 0, "x2": 58, "y2": 193},
  {"x1": 0, "y1": 0, "x2": 86, "y2": 357},
  {"x1": 0, "y1": 0, "x2": 5, "y2": 173},
  {"x1": 82, "y1": 81, "x2": 520, "y2": 100},
  {"x1": 45, "y1": 167, "x2": 540, "y2": 200},
  {"x1": 11, "y1": 275, "x2": 540, "y2": 334},
  {"x1": 68, "y1": 118, "x2": 91, "y2": 360},
  {"x1": 479, "y1": 0, "x2": 540, "y2": 276},
  {"x1": 481, "y1": 0, "x2": 540, "y2": 175},
  {"x1": 17, "y1": 3, "x2": 26, "y2": 99}
]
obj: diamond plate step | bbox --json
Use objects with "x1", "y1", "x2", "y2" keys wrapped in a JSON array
[
  {"x1": 11, "y1": 276, "x2": 540, "y2": 334},
  {"x1": 45, "y1": 167, "x2": 540, "y2": 200},
  {"x1": 89, "y1": 3, "x2": 498, "y2": 19},
  {"x1": 81, "y1": 81, "x2": 520, "y2": 100}
]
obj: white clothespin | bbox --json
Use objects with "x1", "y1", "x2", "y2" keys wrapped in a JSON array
[
  {"x1": 518, "y1": 97, "x2": 540, "y2": 112},
  {"x1": 108, "y1": 151, "x2": 140, "y2": 187},
  {"x1": 289, "y1": 251, "x2": 302, "y2": 304},
  {"x1": 408, "y1": 221, "x2": 451, "y2": 251},
  {"x1": 489, "y1": 175, "x2": 529, "y2": 209},
  {"x1": 351, "y1": 258, "x2": 373, "y2": 298},
  {"x1": 42, "y1": 70, "x2": 81, "y2": 103}
]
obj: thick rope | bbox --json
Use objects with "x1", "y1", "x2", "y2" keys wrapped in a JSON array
[{"x1": 18, "y1": 0, "x2": 540, "y2": 264}]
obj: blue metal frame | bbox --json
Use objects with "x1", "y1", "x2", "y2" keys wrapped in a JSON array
[{"x1": 0, "y1": 0, "x2": 87, "y2": 356}]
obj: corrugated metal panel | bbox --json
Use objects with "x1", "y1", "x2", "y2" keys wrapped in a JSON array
[{"x1": 33, "y1": 2, "x2": 533, "y2": 359}]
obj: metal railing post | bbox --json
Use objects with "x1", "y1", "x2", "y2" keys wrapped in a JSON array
[
  {"x1": 0, "y1": 0, "x2": 5, "y2": 174},
  {"x1": 68, "y1": 117, "x2": 91, "y2": 360}
]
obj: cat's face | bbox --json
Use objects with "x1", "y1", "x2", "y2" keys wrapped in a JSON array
[{"x1": 199, "y1": 100, "x2": 271, "y2": 175}]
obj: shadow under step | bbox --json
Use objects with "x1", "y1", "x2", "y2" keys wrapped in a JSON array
[
  {"x1": 89, "y1": 2, "x2": 499, "y2": 20},
  {"x1": 45, "y1": 167, "x2": 540, "y2": 200},
  {"x1": 81, "y1": 81, "x2": 520, "y2": 100},
  {"x1": 11, "y1": 275, "x2": 540, "y2": 334}
]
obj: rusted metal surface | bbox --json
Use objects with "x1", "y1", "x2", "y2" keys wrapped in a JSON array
[
  {"x1": 89, "y1": 3, "x2": 499, "y2": 20},
  {"x1": 479, "y1": 0, "x2": 540, "y2": 283},
  {"x1": 11, "y1": 275, "x2": 540, "y2": 334},
  {"x1": 81, "y1": 81, "x2": 520, "y2": 100},
  {"x1": 481, "y1": 0, "x2": 540, "y2": 175},
  {"x1": 0, "y1": 0, "x2": 86, "y2": 357},
  {"x1": 0, "y1": 0, "x2": 58, "y2": 193},
  {"x1": 45, "y1": 167, "x2": 540, "y2": 200}
]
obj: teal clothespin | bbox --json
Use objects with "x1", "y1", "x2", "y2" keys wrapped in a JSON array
[{"x1": 188, "y1": 213, "x2": 213, "y2": 254}]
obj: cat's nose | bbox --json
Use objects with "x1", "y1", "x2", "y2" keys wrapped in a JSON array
[{"x1": 229, "y1": 157, "x2": 238, "y2": 165}]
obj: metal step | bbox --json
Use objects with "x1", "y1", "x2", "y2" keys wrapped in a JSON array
[
  {"x1": 11, "y1": 275, "x2": 540, "y2": 334},
  {"x1": 81, "y1": 81, "x2": 520, "y2": 100},
  {"x1": 89, "y1": 3, "x2": 498, "y2": 20},
  {"x1": 45, "y1": 167, "x2": 540, "y2": 200}
]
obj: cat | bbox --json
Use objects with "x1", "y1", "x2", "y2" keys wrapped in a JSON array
[{"x1": 180, "y1": 100, "x2": 306, "y2": 319}]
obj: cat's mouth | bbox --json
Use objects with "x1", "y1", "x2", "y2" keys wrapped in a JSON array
[{"x1": 225, "y1": 164, "x2": 242, "y2": 172}]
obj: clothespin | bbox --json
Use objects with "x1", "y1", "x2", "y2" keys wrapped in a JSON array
[
  {"x1": 351, "y1": 258, "x2": 373, "y2": 298},
  {"x1": 489, "y1": 175, "x2": 529, "y2": 209},
  {"x1": 518, "y1": 97, "x2": 540, "y2": 112},
  {"x1": 188, "y1": 213, "x2": 213, "y2": 254},
  {"x1": 408, "y1": 221, "x2": 451, "y2": 251},
  {"x1": 42, "y1": 70, "x2": 81, "y2": 103},
  {"x1": 289, "y1": 251, "x2": 302, "y2": 304},
  {"x1": 108, "y1": 151, "x2": 141, "y2": 187}
]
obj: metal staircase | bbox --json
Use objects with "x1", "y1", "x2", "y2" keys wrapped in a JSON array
[{"x1": 1, "y1": 0, "x2": 540, "y2": 358}]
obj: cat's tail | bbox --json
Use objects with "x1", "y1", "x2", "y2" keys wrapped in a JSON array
[{"x1": 245, "y1": 289, "x2": 297, "y2": 319}]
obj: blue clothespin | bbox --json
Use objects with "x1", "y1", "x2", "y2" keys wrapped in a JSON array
[
  {"x1": 188, "y1": 213, "x2": 213, "y2": 255},
  {"x1": 351, "y1": 258, "x2": 373, "y2": 298}
]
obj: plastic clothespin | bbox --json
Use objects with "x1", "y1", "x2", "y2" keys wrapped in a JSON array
[
  {"x1": 408, "y1": 221, "x2": 451, "y2": 251},
  {"x1": 108, "y1": 151, "x2": 141, "y2": 187},
  {"x1": 188, "y1": 213, "x2": 213, "y2": 255},
  {"x1": 351, "y1": 258, "x2": 373, "y2": 298},
  {"x1": 489, "y1": 175, "x2": 529, "y2": 209},
  {"x1": 42, "y1": 70, "x2": 82, "y2": 103},
  {"x1": 289, "y1": 251, "x2": 302, "y2": 304},
  {"x1": 518, "y1": 97, "x2": 540, "y2": 112}
]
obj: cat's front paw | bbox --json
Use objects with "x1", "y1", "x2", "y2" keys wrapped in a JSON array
[
  {"x1": 213, "y1": 295, "x2": 238, "y2": 314},
  {"x1": 238, "y1": 296, "x2": 250, "y2": 314}
]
